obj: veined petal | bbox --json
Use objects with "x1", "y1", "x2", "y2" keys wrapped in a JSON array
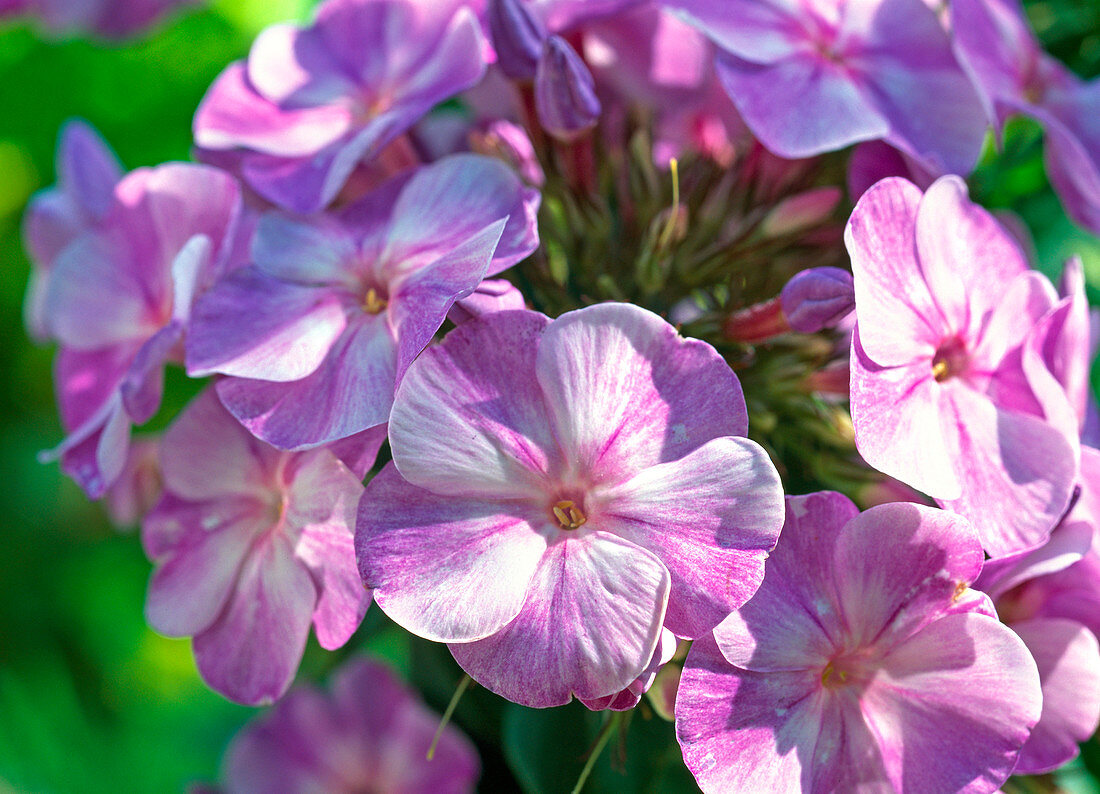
[
  {"x1": 389, "y1": 310, "x2": 556, "y2": 499},
  {"x1": 252, "y1": 212, "x2": 359, "y2": 287},
  {"x1": 357, "y1": 464, "x2": 547, "y2": 643},
  {"x1": 382, "y1": 155, "x2": 539, "y2": 281},
  {"x1": 846, "y1": 177, "x2": 946, "y2": 366},
  {"x1": 186, "y1": 267, "x2": 348, "y2": 382},
  {"x1": 850, "y1": 329, "x2": 962, "y2": 499},
  {"x1": 937, "y1": 384, "x2": 1076, "y2": 556},
  {"x1": 449, "y1": 532, "x2": 670, "y2": 707},
  {"x1": 216, "y1": 316, "x2": 397, "y2": 450},
  {"x1": 536, "y1": 302, "x2": 747, "y2": 485},
  {"x1": 247, "y1": 23, "x2": 356, "y2": 107},
  {"x1": 597, "y1": 436, "x2": 783, "y2": 638}
]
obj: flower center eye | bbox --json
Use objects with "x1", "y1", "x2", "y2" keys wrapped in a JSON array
[
  {"x1": 552, "y1": 499, "x2": 587, "y2": 529},
  {"x1": 363, "y1": 287, "x2": 387, "y2": 315},
  {"x1": 932, "y1": 337, "x2": 968, "y2": 382}
]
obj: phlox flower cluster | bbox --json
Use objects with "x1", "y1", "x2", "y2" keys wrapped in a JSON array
[{"x1": 18, "y1": 0, "x2": 1100, "y2": 791}]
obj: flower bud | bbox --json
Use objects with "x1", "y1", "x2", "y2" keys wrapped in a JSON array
[
  {"x1": 535, "y1": 36, "x2": 601, "y2": 141},
  {"x1": 780, "y1": 266, "x2": 854, "y2": 333},
  {"x1": 488, "y1": 0, "x2": 546, "y2": 80},
  {"x1": 759, "y1": 186, "x2": 841, "y2": 239}
]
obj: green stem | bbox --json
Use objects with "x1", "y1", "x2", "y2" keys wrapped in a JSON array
[
  {"x1": 426, "y1": 674, "x2": 472, "y2": 761},
  {"x1": 570, "y1": 712, "x2": 620, "y2": 794}
]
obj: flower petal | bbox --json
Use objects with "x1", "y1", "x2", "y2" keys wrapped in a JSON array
[
  {"x1": 193, "y1": 532, "x2": 317, "y2": 706},
  {"x1": 357, "y1": 464, "x2": 547, "y2": 643},
  {"x1": 597, "y1": 436, "x2": 783, "y2": 638},
  {"x1": 449, "y1": 532, "x2": 670, "y2": 707},
  {"x1": 537, "y1": 302, "x2": 748, "y2": 485}
]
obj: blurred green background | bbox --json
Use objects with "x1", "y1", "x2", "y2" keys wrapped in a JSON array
[{"x1": 2, "y1": 1, "x2": 1100, "y2": 791}]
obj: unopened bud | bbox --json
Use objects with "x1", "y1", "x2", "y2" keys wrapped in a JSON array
[
  {"x1": 469, "y1": 120, "x2": 545, "y2": 186},
  {"x1": 723, "y1": 296, "x2": 789, "y2": 343},
  {"x1": 780, "y1": 267, "x2": 854, "y2": 333},
  {"x1": 488, "y1": 0, "x2": 545, "y2": 81},
  {"x1": 759, "y1": 187, "x2": 841, "y2": 238},
  {"x1": 535, "y1": 36, "x2": 600, "y2": 142}
]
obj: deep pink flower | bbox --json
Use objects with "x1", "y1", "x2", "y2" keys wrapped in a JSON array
[
  {"x1": 218, "y1": 657, "x2": 479, "y2": 793},
  {"x1": 41, "y1": 162, "x2": 243, "y2": 498},
  {"x1": 676, "y1": 492, "x2": 1042, "y2": 793},
  {"x1": 143, "y1": 390, "x2": 372, "y2": 705},
  {"x1": 193, "y1": 0, "x2": 487, "y2": 213},
  {"x1": 187, "y1": 154, "x2": 539, "y2": 450},
  {"x1": 358, "y1": 303, "x2": 784, "y2": 707},
  {"x1": 848, "y1": 175, "x2": 1077, "y2": 555},
  {"x1": 665, "y1": 0, "x2": 988, "y2": 174}
]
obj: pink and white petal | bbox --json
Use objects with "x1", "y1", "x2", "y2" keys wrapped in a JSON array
[
  {"x1": 388, "y1": 310, "x2": 556, "y2": 499},
  {"x1": 215, "y1": 316, "x2": 397, "y2": 450},
  {"x1": 976, "y1": 521, "x2": 1094, "y2": 600},
  {"x1": 251, "y1": 212, "x2": 359, "y2": 287},
  {"x1": 714, "y1": 492, "x2": 859, "y2": 671},
  {"x1": 143, "y1": 497, "x2": 262, "y2": 637},
  {"x1": 329, "y1": 657, "x2": 411, "y2": 741},
  {"x1": 1041, "y1": 103, "x2": 1100, "y2": 235},
  {"x1": 579, "y1": 628, "x2": 678, "y2": 712},
  {"x1": 831, "y1": 501, "x2": 984, "y2": 650},
  {"x1": 850, "y1": 330, "x2": 962, "y2": 499},
  {"x1": 357, "y1": 464, "x2": 547, "y2": 643},
  {"x1": 597, "y1": 436, "x2": 783, "y2": 638},
  {"x1": 861, "y1": 612, "x2": 1042, "y2": 794},
  {"x1": 937, "y1": 384, "x2": 1077, "y2": 556},
  {"x1": 1011, "y1": 617, "x2": 1100, "y2": 774},
  {"x1": 715, "y1": 51, "x2": 889, "y2": 160},
  {"x1": 675, "y1": 633, "x2": 828, "y2": 794},
  {"x1": 448, "y1": 278, "x2": 527, "y2": 325},
  {"x1": 390, "y1": 219, "x2": 505, "y2": 385},
  {"x1": 193, "y1": 533, "x2": 318, "y2": 706},
  {"x1": 381, "y1": 6, "x2": 487, "y2": 111},
  {"x1": 284, "y1": 449, "x2": 367, "y2": 650},
  {"x1": 382, "y1": 155, "x2": 538, "y2": 281},
  {"x1": 236, "y1": 143, "x2": 345, "y2": 216},
  {"x1": 449, "y1": 533, "x2": 670, "y2": 707},
  {"x1": 537, "y1": 303, "x2": 747, "y2": 485},
  {"x1": 53, "y1": 343, "x2": 134, "y2": 431},
  {"x1": 846, "y1": 177, "x2": 947, "y2": 366},
  {"x1": 159, "y1": 389, "x2": 273, "y2": 502},
  {"x1": 193, "y1": 63, "x2": 354, "y2": 157},
  {"x1": 187, "y1": 267, "x2": 348, "y2": 381},
  {"x1": 246, "y1": 23, "x2": 356, "y2": 107},
  {"x1": 47, "y1": 234, "x2": 154, "y2": 350},
  {"x1": 913, "y1": 176, "x2": 1031, "y2": 337}
]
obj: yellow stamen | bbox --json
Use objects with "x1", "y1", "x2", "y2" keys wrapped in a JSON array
[
  {"x1": 952, "y1": 581, "x2": 968, "y2": 604},
  {"x1": 553, "y1": 499, "x2": 587, "y2": 529},
  {"x1": 363, "y1": 287, "x2": 387, "y2": 315},
  {"x1": 931, "y1": 359, "x2": 949, "y2": 381}
]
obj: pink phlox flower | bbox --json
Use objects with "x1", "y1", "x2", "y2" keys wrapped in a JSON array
[
  {"x1": 186, "y1": 154, "x2": 539, "y2": 450},
  {"x1": 675, "y1": 492, "x2": 1042, "y2": 793},
  {"x1": 357, "y1": 303, "x2": 785, "y2": 708},
  {"x1": 142, "y1": 390, "x2": 372, "y2": 706},
  {"x1": 218, "y1": 657, "x2": 479, "y2": 793},
  {"x1": 193, "y1": 0, "x2": 487, "y2": 214},
  {"x1": 40, "y1": 161, "x2": 243, "y2": 498},
  {"x1": 848, "y1": 174, "x2": 1078, "y2": 555},
  {"x1": 665, "y1": 0, "x2": 989, "y2": 175}
]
